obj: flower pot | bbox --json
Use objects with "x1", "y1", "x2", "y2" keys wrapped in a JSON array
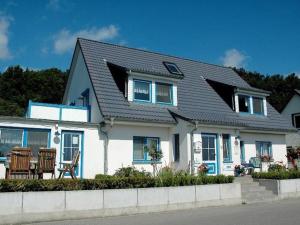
[{"x1": 261, "y1": 161, "x2": 270, "y2": 172}]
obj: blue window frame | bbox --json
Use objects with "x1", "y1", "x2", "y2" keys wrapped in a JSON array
[
  {"x1": 238, "y1": 95, "x2": 250, "y2": 113},
  {"x1": 253, "y1": 97, "x2": 264, "y2": 115},
  {"x1": 256, "y1": 141, "x2": 272, "y2": 158},
  {"x1": 222, "y1": 134, "x2": 232, "y2": 162},
  {"x1": 0, "y1": 127, "x2": 50, "y2": 158},
  {"x1": 155, "y1": 82, "x2": 173, "y2": 104},
  {"x1": 133, "y1": 136, "x2": 160, "y2": 163},
  {"x1": 133, "y1": 79, "x2": 151, "y2": 102}
]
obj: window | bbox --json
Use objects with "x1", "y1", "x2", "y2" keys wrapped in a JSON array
[
  {"x1": 0, "y1": 128, "x2": 23, "y2": 157},
  {"x1": 253, "y1": 97, "x2": 264, "y2": 114},
  {"x1": 293, "y1": 114, "x2": 300, "y2": 129},
  {"x1": 133, "y1": 80, "x2": 151, "y2": 102},
  {"x1": 81, "y1": 89, "x2": 90, "y2": 107},
  {"x1": 163, "y1": 62, "x2": 182, "y2": 75},
  {"x1": 62, "y1": 133, "x2": 80, "y2": 162},
  {"x1": 238, "y1": 95, "x2": 250, "y2": 113},
  {"x1": 222, "y1": 134, "x2": 231, "y2": 162},
  {"x1": 133, "y1": 136, "x2": 160, "y2": 162},
  {"x1": 173, "y1": 134, "x2": 180, "y2": 162},
  {"x1": 156, "y1": 82, "x2": 172, "y2": 104},
  {"x1": 256, "y1": 141, "x2": 272, "y2": 158},
  {"x1": 202, "y1": 135, "x2": 216, "y2": 161},
  {"x1": 27, "y1": 130, "x2": 49, "y2": 157}
]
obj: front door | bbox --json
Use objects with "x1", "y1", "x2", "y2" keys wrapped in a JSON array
[
  {"x1": 202, "y1": 134, "x2": 218, "y2": 175},
  {"x1": 61, "y1": 131, "x2": 83, "y2": 178}
]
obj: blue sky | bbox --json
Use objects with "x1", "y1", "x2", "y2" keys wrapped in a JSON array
[{"x1": 0, "y1": 0, "x2": 299, "y2": 76}]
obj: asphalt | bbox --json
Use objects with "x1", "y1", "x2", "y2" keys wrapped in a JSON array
[{"x1": 26, "y1": 198, "x2": 300, "y2": 225}]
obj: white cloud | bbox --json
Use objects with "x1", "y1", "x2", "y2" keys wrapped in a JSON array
[
  {"x1": 221, "y1": 48, "x2": 248, "y2": 68},
  {"x1": 0, "y1": 15, "x2": 13, "y2": 60},
  {"x1": 53, "y1": 25, "x2": 118, "y2": 54}
]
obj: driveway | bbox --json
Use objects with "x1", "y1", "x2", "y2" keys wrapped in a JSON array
[{"x1": 27, "y1": 198, "x2": 300, "y2": 225}]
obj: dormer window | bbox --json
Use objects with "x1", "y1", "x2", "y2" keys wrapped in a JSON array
[
  {"x1": 293, "y1": 114, "x2": 300, "y2": 129},
  {"x1": 133, "y1": 79, "x2": 151, "y2": 102},
  {"x1": 238, "y1": 95, "x2": 250, "y2": 113},
  {"x1": 156, "y1": 82, "x2": 173, "y2": 104},
  {"x1": 163, "y1": 62, "x2": 182, "y2": 75}
]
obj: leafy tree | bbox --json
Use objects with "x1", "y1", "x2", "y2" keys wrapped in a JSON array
[{"x1": 0, "y1": 66, "x2": 68, "y2": 116}]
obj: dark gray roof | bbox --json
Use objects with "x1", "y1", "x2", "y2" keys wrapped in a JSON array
[
  {"x1": 78, "y1": 38, "x2": 295, "y2": 132},
  {"x1": 295, "y1": 89, "x2": 300, "y2": 96}
]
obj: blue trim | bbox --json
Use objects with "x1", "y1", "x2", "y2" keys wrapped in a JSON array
[
  {"x1": 0, "y1": 157, "x2": 6, "y2": 162},
  {"x1": 240, "y1": 141, "x2": 245, "y2": 163},
  {"x1": 222, "y1": 134, "x2": 232, "y2": 163},
  {"x1": 26, "y1": 100, "x2": 32, "y2": 118},
  {"x1": 155, "y1": 82, "x2": 173, "y2": 105},
  {"x1": 216, "y1": 134, "x2": 220, "y2": 175},
  {"x1": 60, "y1": 130, "x2": 84, "y2": 178},
  {"x1": 132, "y1": 136, "x2": 161, "y2": 163},
  {"x1": 23, "y1": 129, "x2": 28, "y2": 147},
  {"x1": 133, "y1": 79, "x2": 152, "y2": 103},
  {"x1": 30, "y1": 101, "x2": 88, "y2": 110}
]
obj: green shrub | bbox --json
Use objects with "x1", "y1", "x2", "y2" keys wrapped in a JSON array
[
  {"x1": 95, "y1": 174, "x2": 113, "y2": 179},
  {"x1": 268, "y1": 164, "x2": 286, "y2": 172},
  {"x1": 252, "y1": 170, "x2": 300, "y2": 180},
  {"x1": 0, "y1": 175, "x2": 234, "y2": 192},
  {"x1": 113, "y1": 166, "x2": 151, "y2": 178}
]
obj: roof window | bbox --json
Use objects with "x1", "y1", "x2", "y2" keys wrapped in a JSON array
[{"x1": 163, "y1": 62, "x2": 183, "y2": 75}]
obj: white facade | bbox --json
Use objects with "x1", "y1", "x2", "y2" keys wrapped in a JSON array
[{"x1": 281, "y1": 94, "x2": 300, "y2": 147}]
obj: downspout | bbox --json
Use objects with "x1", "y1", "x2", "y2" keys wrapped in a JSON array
[
  {"x1": 99, "y1": 117, "x2": 114, "y2": 175},
  {"x1": 190, "y1": 120, "x2": 199, "y2": 175}
]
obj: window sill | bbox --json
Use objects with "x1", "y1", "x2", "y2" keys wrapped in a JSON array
[{"x1": 132, "y1": 160, "x2": 162, "y2": 165}]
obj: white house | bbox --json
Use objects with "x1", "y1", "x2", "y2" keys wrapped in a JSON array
[
  {"x1": 0, "y1": 38, "x2": 296, "y2": 178},
  {"x1": 281, "y1": 89, "x2": 300, "y2": 148}
]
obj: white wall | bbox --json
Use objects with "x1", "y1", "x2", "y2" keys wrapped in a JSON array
[
  {"x1": 106, "y1": 124, "x2": 171, "y2": 175},
  {"x1": 281, "y1": 94, "x2": 300, "y2": 147},
  {"x1": 240, "y1": 132, "x2": 287, "y2": 165},
  {"x1": 0, "y1": 119, "x2": 103, "y2": 179},
  {"x1": 64, "y1": 47, "x2": 102, "y2": 123},
  {"x1": 30, "y1": 106, "x2": 60, "y2": 120}
]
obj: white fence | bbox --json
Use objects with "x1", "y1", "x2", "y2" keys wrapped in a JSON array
[{"x1": 0, "y1": 183, "x2": 241, "y2": 224}]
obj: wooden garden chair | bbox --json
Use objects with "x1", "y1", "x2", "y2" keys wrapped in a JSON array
[
  {"x1": 58, "y1": 150, "x2": 80, "y2": 179},
  {"x1": 37, "y1": 148, "x2": 56, "y2": 179},
  {"x1": 8, "y1": 147, "x2": 32, "y2": 179}
]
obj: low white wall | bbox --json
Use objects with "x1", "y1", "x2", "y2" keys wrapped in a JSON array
[
  {"x1": 257, "y1": 178, "x2": 300, "y2": 199},
  {"x1": 0, "y1": 162, "x2": 5, "y2": 179},
  {"x1": 0, "y1": 183, "x2": 241, "y2": 224}
]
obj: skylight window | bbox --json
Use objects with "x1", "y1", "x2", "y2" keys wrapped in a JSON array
[{"x1": 163, "y1": 62, "x2": 183, "y2": 75}]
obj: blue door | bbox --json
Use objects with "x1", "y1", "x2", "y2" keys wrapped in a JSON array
[
  {"x1": 61, "y1": 131, "x2": 83, "y2": 178},
  {"x1": 202, "y1": 134, "x2": 218, "y2": 175}
]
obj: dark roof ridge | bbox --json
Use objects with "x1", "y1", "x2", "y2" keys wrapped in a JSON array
[{"x1": 77, "y1": 37, "x2": 234, "y2": 71}]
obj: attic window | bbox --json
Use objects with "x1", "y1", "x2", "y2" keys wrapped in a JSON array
[{"x1": 163, "y1": 62, "x2": 182, "y2": 75}]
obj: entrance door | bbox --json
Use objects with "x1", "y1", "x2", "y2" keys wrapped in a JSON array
[
  {"x1": 61, "y1": 131, "x2": 82, "y2": 178},
  {"x1": 202, "y1": 134, "x2": 218, "y2": 175}
]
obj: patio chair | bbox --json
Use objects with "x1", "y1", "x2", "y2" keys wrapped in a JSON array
[
  {"x1": 58, "y1": 150, "x2": 80, "y2": 179},
  {"x1": 249, "y1": 157, "x2": 261, "y2": 168},
  {"x1": 8, "y1": 147, "x2": 32, "y2": 179},
  {"x1": 37, "y1": 148, "x2": 56, "y2": 179}
]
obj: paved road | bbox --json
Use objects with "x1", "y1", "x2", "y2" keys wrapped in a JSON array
[{"x1": 27, "y1": 198, "x2": 300, "y2": 225}]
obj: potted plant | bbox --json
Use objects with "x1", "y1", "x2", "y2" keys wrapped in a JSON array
[
  {"x1": 234, "y1": 165, "x2": 245, "y2": 176},
  {"x1": 260, "y1": 155, "x2": 272, "y2": 172},
  {"x1": 197, "y1": 163, "x2": 209, "y2": 175}
]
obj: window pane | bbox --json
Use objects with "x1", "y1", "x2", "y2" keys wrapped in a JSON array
[
  {"x1": 202, "y1": 136, "x2": 208, "y2": 149},
  {"x1": 0, "y1": 128, "x2": 23, "y2": 157},
  {"x1": 202, "y1": 148, "x2": 208, "y2": 161},
  {"x1": 71, "y1": 134, "x2": 80, "y2": 148},
  {"x1": 174, "y1": 134, "x2": 180, "y2": 162},
  {"x1": 64, "y1": 134, "x2": 72, "y2": 147},
  {"x1": 27, "y1": 130, "x2": 49, "y2": 157},
  {"x1": 209, "y1": 148, "x2": 215, "y2": 160},
  {"x1": 256, "y1": 141, "x2": 272, "y2": 158},
  {"x1": 223, "y1": 134, "x2": 230, "y2": 161},
  {"x1": 208, "y1": 137, "x2": 215, "y2": 149},
  {"x1": 133, "y1": 137, "x2": 144, "y2": 160},
  {"x1": 63, "y1": 147, "x2": 72, "y2": 161},
  {"x1": 238, "y1": 95, "x2": 250, "y2": 113},
  {"x1": 294, "y1": 115, "x2": 300, "y2": 128},
  {"x1": 134, "y1": 80, "x2": 150, "y2": 101},
  {"x1": 253, "y1": 97, "x2": 264, "y2": 114},
  {"x1": 156, "y1": 83, "x2": 172, "y2": 103}
]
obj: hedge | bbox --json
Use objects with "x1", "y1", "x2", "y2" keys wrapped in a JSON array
[
  {"x1": 0, "y1": 175, "x2": 234, "y2": 192},
  {"x1": 252, "y1": 170, "x2": 300, "y2": 180}
]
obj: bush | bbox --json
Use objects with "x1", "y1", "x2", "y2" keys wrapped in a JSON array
[
  {"x1": 0, "y1": 174, "x2": 234, "y2": 192},
  {"x1": 113, "y1": 166, "x2": 151, "y2": 178},
  {"x1": 268, "y1": 164, "x2": 286, "y2": 172},
  {"x1": 252, "y1": 170, "x2": 300, "y2": 180},
  {"x1": 94, "y1": 174, "x2": 113, "y2": 179}
]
